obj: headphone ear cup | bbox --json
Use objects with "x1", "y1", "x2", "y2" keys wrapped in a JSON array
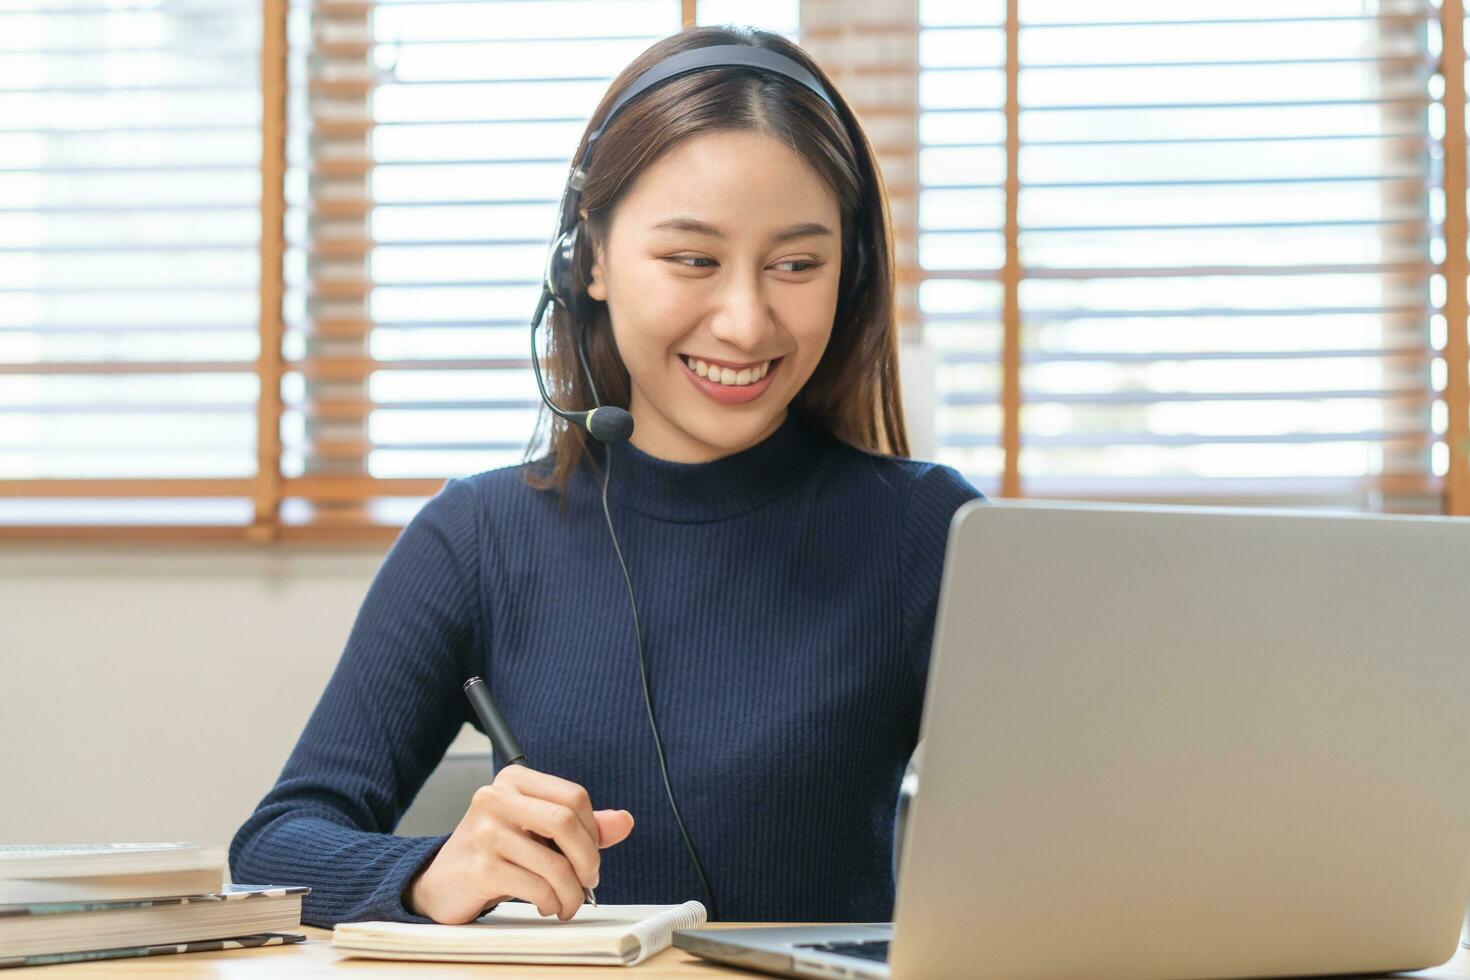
[{"x1": 547, "y1": 224, "x2": 580, "y2": 313}]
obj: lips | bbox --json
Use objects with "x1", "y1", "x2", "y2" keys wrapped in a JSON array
[
  {"x1": 678, "y1": 354, "x2": 774, "y2": 387},
  {"x1": 679, "y1": 354, "x2": 782, "y2": 405}
]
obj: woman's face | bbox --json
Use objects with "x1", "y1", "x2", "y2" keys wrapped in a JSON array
[{"x1": 584, "y1": 129, "x2": 843, "y2": 463}]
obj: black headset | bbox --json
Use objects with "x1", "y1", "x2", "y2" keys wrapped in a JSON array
[{"x1": 526, "y1": 42, "x2": 862, "y2": 921}]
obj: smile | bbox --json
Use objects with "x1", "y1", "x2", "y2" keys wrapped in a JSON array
[
  {"x1": 678, "y1": 354, "x2": 783, "y2": 405},
  {"x1": 678, "y1": 354, "x2": 774, "y2": 387}
]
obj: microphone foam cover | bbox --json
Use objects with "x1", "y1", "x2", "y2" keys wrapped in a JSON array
[{"x1": 586, "y1": 406, "x2": 634, "y2": 444}]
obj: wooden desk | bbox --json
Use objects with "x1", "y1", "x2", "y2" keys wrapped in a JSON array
[
  {"x1": 9, "y1": 927, "x2": 1470, "y2": 977},
  {"x1": 3, "y1": 924, "x2": 747, "y2": 978}
]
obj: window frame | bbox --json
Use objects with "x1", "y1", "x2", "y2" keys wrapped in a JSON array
[{"x1": 1, "y1": 0, "x2": 1466, "y2": 544}]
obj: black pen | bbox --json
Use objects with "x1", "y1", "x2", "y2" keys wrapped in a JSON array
[{"x1": 462, "y1": 676, "x2": 598, "y2": 907}]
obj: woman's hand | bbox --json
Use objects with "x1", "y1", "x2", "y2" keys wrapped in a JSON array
[{"x1": 405, "y1": 765, "x2": 635, "y2": 924}]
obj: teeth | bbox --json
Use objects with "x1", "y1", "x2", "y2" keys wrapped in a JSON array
[{"x1": 682, "y1": 356, "x2": 773, "y2": 387}]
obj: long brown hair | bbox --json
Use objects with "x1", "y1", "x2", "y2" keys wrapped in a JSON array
[{"x1": 524, "y1": 25, "x2": 908, "y2": 498}]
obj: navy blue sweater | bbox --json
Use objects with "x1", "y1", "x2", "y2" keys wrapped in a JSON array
[{"x1": 229, "y1": 407, "x2": 982, "y2": 926}]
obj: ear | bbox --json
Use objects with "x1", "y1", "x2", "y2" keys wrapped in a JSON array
[{"x1": 582, "y1": 210, "x2": 608, "y2": 303}]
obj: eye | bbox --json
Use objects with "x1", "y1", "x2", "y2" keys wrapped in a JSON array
[
  {"x1": 773, "y1": 259, "x2": 821, "y2": 273},
  {"x1": 666, "y1": 255, "x2": 716, "y2": 269}
]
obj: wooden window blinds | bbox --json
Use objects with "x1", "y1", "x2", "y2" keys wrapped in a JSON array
[{"x1": 2, "y1": 0, "x2": 1466, "y2": 543}]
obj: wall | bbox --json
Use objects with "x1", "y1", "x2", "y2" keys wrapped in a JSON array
[{"x1": 0, "y1": 544, "x2": 490, "y2": 847}]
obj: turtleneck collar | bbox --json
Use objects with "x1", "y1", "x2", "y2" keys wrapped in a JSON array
[{"x1": 579, "y1": 405, "x2": 835, "y2": 524}]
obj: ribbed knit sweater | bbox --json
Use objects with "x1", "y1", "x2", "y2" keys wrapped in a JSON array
[{"x1": 229, "y1": 406, "x2": 982, "y2": 927}]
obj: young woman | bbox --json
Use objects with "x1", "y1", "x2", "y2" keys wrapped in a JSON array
[{"x1": 230, "y1": 25, "x2": 982, "y2": 928}]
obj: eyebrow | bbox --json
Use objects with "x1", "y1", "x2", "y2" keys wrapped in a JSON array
[{"x1": 650, "y1": 216, "x2": 834, "y2": 244}]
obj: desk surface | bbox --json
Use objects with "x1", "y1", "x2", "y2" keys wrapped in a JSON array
[
  {"x1": 5, "y1": 924, "x2": 747, "y2": 978},
  {"x1": 9, "y1": 926, "x2": 1470, "y2": 978}
]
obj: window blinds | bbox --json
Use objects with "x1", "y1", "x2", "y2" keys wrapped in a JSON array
[
  {"x1": 5, "y1": 0, "x2": 1467, "y2": 540},
  {"x1": 919, "y1": 0, "x2": 1458, "y2": 511},
  {"x1": 0, "y1": 0, "x2": 262, "y2": 530}
]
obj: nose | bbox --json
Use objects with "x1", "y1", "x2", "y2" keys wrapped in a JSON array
[{"x1": 707, "y1": 267, "x2": 774, "y2": 352}]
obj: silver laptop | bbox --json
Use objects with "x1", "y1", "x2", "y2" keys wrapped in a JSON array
[{"x1": 675, "y1": 500, "x2": 1470, "y2": 979}]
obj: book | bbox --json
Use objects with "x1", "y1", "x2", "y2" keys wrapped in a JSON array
[
  {"x1": 0, "y1": 931, "x2": 305, "y2": 970},
  {"x1": 0, "y1": 843, "x2": 226, "y2": 904},
  {"x1": 0, "y1": 884, "x2": 308, "y2": 959},
  {"x1": 331, "y1": 901, "x2": 708, "y2": 966}
]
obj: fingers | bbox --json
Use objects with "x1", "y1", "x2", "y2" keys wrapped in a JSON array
[
  {"x1": 593, "y1": 809, "x2": 635, "y2": 848},
  {"x1": 493, "y1": 790, "x2": 600, "y2": 891},
  {"x1": 496, "y1": 830, "x2": 587, "y2": 921},
  {"x1": 497, "y1": 766, "x2": 599, "y2": 845},
  {"x1": 461, "y1": 769, "x2": 633, "y2": 924},
  {"x1": 415, "y1": 776, "x2": 631, "y2": 925},
  {"x1": 488, "y1": 861, "x2": 566, "y2": 920}
]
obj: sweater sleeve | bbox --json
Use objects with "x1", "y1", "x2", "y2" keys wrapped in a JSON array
[
  {"x1": 228, "y1": 477, "x2": 483, "y2": 927},
  {"x1": 898, "y1": 463, "x2": 985, "y2": 693}
]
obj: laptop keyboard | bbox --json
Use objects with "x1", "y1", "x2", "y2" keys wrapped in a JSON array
[{"x1": 796, "y1": 940, "x2": 891, "y2": 963}]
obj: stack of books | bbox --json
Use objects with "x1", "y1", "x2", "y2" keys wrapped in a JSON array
[{"x1": 0, "y1": 843, "x2": 307, "y2": 969}]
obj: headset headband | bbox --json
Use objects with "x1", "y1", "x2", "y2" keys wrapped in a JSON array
[{"x1": 559, "y1": 44, "x2": 840, "y2": 231}]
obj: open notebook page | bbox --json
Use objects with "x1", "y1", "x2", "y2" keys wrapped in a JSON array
[{"x1": 331, "y1": 901, "x2": 708, "y2": 966}]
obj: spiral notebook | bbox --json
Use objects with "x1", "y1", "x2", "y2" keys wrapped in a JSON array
[{"x1": 331, "y1": 901, "x2": 708, "y2": 966}]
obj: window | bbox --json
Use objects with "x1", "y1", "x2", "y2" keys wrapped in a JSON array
[
  {"x1": 0, "y1": 0, "x2": 262, "y2": 531},
  {"x1": 3, "y1": 0, "x2": 1467, "y2": 542},
  {"x1": 919, "y1": 0, "x2": 1469, "y2": 511}
]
